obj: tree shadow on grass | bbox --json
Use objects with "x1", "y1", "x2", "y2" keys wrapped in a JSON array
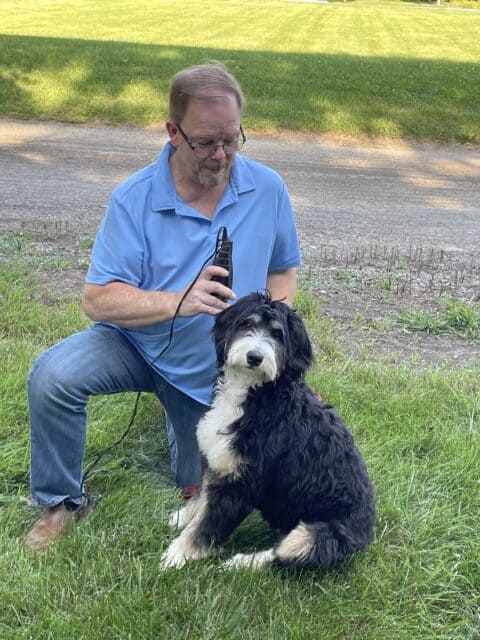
[{"x1": 0, "y1": 34, "x2": 478, "y2": 142}]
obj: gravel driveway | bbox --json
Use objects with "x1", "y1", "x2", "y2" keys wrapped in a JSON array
[{"x1": 1, "y1": 118, "x2": 479, "y2": 366}]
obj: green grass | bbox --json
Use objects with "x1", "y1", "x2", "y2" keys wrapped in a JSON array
[
  {"x1": 1, "y1": 265, "x2": 479, "y2": 638},
  {"x1": 1, "y1": 3, "x2": 479, "y2": 633},
  {"x1": 0, "y1": 0, "x2": 479, "y2": 142},
  {"x1": 398, "y1": 297, "x2": 480, "y2": 338}
]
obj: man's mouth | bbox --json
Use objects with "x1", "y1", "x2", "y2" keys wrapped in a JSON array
[{"x1": 204, "y1": 161, "x2": 228, "y2": 173}]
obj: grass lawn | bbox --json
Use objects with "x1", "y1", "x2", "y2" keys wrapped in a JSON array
[
  {"x1": 1, "y1": 264, "x2": 479, "y2": 639},
  {"x1": 1, "y1": 1, "x2": 479, "y2": 636},
  {"x1": 0, "y1": 0, "x2": 479, "y2": 142}
]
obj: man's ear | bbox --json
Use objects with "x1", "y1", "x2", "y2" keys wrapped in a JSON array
[{"x1": 166, "y1": 120, "x2": 178, "y2": 146}]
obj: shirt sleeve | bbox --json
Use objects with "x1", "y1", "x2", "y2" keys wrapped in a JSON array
[
  {"x1": 268, "y1": 182, "x2": 302, "y2": 271},
  {"x1": 86, "y1": 188, "x2": 144, "y2": 286}
]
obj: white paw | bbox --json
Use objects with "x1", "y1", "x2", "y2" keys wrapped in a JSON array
[
  {"x1": 160, "y1": 538, "x2": 187, "y2": 570},
  {"x1": 223, "y1": 553, "x2": 249, "y2": 569},
  {"x1": 223, "y1": 549, "x2": 275, "y2": 570}
]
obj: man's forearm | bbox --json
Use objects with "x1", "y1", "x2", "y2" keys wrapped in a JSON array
[
  {"x1": 82, "y1": 282, "x2": 180, "y2": 327},
  {"x1": 82, "y1": 266, "x2": 235, "y2": 327}
]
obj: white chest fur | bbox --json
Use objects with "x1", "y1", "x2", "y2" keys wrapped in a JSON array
[{"x1": 196, "y1": 374, "x2": 250, "y2": 478}]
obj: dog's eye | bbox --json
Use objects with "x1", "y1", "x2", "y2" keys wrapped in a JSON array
[{"x1": 272, "y1": 328, "x2": 284, "y2": 341}]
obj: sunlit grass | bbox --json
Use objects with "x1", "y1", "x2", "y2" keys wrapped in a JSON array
[
  {"x1": 1, "y1": 267, "x2": 479, "y2": 638},
  {"x1": 0, "y1": 0, "x2": 479, "y2": 141}
]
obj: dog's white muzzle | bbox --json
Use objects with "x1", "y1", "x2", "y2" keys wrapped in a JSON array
[{"x1": 225, "y1": 331, "x2": 279, "y2": 383}]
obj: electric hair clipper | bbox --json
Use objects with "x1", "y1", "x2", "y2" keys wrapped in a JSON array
[{"x1": 211, "y1": 227, "x2": 233, "y2": 299}]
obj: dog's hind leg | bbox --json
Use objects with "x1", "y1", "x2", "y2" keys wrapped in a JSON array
[
  {"x1": 274, "y1": 518, "x2": 370, "y2": 569},
  {"x1": 223, "y1": 521, "x2": 322, "y2": 570},
  {"x1": 223, "y1": 548, "x2": 276, "y2": 570},
  {"x1": 273, "y1": 521, "x2": 321, "y2": 567}
]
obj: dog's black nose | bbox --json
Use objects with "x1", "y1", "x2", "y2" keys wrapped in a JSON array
[{"x1": 246, "y1": 350, "x2": 263, "y2": 367}]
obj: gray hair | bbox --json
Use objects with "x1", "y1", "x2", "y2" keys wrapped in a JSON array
[{"x1": 169, "y1": 62, "x2": 246, "y2": 123}]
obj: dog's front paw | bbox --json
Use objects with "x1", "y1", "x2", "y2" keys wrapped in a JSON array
[
  {"x1": 160, "y1": 537, "x2": 187, "y2": 570},
  {"x1": 168, "y1": 492, "x2": 204, "y2": 530},
  {"x1": 168, "y1": 507, "x2": 186, "y2": 529}
]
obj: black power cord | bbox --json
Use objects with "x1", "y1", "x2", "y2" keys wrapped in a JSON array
[{"x1": 81, "y1": 227, "x2": 232, "y2": 493}]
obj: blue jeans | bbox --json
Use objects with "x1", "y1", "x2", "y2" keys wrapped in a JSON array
[{"x1": 28, "y1": 323, "x2": 208, "y2": 508}]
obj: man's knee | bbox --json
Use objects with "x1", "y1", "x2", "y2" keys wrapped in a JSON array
[{"x1": 28, "y1": 343, "x2": 84, "y2": 405}]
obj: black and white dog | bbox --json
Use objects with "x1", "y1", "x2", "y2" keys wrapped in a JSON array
[{"x1": 161, "y1": 292, "x2": 375, "y2": 570}]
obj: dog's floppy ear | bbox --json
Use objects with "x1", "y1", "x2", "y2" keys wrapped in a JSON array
[
  {"x1": 212, "y1": 293, "x2": 266, "y2": 367},
  {"x1": 212, "y1": 296, "x2": 250, "y2": 367},
  {"x1": 284, "y1": 308, "x2": 314, "y2": 377},
  {"x1": 212, "y1": 304, "x2": 233, "y2": 368}
]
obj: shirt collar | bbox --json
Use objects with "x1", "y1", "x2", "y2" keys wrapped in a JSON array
[{"x1": 151, "y1": 142, "x2": 256, "y2": 212}]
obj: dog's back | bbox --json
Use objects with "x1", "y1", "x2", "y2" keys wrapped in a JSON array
[{"x1": 228, "y1": 379, "x2": 375, "y2": 568}]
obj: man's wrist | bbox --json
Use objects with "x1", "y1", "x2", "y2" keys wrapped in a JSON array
[{"x1": 162, "y1": 290, "x2": 183, "y2": 321}]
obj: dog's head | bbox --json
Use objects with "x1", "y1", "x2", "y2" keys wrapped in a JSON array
[{"x1": 213, "y1": 291, "x2": 314, "y2": 384}]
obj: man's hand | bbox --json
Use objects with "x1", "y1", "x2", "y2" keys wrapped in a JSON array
[{"x1": 177, "y1": 266, "x2": 235, "y2": 317}]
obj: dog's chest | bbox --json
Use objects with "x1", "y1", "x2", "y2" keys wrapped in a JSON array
[{"x1": 196, "y1": 384, "x2": 246, "y2": 478}]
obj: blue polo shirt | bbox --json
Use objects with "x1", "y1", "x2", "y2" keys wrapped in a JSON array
[{"x1": 86, "y1": 142, "x2": 301, "y2": 405}]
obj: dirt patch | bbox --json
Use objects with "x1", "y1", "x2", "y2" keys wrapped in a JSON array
[
  {"x1": 299, "y1": 241, "x2": 480, "y2": 367},
  {"x1": 3, "y1": 219, "x2": 480, "y2": 369}
]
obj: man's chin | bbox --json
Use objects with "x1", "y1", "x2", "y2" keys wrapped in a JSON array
[{"x1": 197, "y1": 167, "x2": 229, "y2": 189}]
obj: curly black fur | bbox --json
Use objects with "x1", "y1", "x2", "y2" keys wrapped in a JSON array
[{"x1": 162, "y1": 292, "x2": 375, "y2": 570}]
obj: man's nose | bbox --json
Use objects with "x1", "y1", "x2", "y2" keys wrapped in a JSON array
[{"x1": 212, "y1": 145, "x2": 227, "y2": 159}]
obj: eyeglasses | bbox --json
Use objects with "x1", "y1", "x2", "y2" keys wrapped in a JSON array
[{"x1": 175, "y1": 123, "x2": 246, "y2": 158}]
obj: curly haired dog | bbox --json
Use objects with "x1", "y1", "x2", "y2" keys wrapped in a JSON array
[{"x1": 161, "y1": 292, "x2": 375, "y2": 570}]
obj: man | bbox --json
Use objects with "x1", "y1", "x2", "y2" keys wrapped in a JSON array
[{"x1": 26, "y1": 62, "x2": 301, "y2": 550}]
